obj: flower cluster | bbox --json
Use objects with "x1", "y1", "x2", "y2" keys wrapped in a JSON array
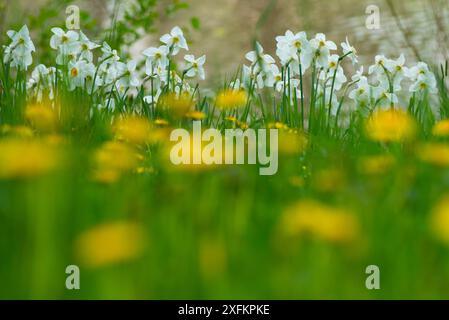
[
  {"x1": 1, "y1": 25, "x2": 439, "y2": 123},
  {"x1": 2, "y1": 25, "x2": 206, "y2": 113}
]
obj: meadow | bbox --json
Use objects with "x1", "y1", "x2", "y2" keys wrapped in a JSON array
[{"x1": 1, "y1": 9, "x2": 449, "y2": 299}]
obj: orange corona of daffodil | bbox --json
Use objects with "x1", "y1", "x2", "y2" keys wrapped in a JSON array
[
  {"x1": 216, "y1": 89, "x2": 247, "y2": 110},
  {"x1": 280, "y1": 200, "x2": 359, "y2": 243},
  {"x1": 75, "y1": 221, "x2": 146, "y2": 268},
  {"x1": 365, "y1": 109, "x2": 416, "y2": 142}
]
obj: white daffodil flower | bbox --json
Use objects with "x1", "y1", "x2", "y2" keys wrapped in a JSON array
[
  {"x1": 368, "y1": 54, "x2": 390, "y2": 75},
  {"x1": 116, "y1": 60, "x2": 141, "y2": 89},
  {"x1": 374, "y1": 83, "x2": 399, "y2": 108},
  {"x1": 143, "y1": 45, "x2": 169, "y2": 74},
  {"x1": 310, "y1": 33, "x2": 337, "y2": 68},
  {"x1": 3, "y1": 25, "x2": 35, "y2": 70},
  {"x1": 55, "y1": 41, "x2": 81, "y2": 65},
  {"x1": 100, "y1": 42, "x2": 120, "y2": 63},
  {"x1": 341, "y1": 37, "x2": 358, "y2": 65},
  {"x1": 276, "y1": 30, "x2": 312, "y2": 71},
  {"x1": 78, "y1": 31, "x2": 100, "y2": 63},
  {"x1": 349, "y1": 77, "x2": 370, "y2": 104},
  {"x1": 50, "y1": 28, "x2": 79, "y2": 50},
  {"x1": 160, "y1": 26, "x2": 188, "y2": 56},
  {"x1": 68, "y1": 59, "x2": 92, "y2": 91},
  {"x1": 183, "y1": 54, "x2": 206, "y2": 80},
  {"x1": 245, "y1": 42, "x2": 276, "y2": 74},
  {"x1": 351, "y1": 66, "x2": 365, "y2": 82}
]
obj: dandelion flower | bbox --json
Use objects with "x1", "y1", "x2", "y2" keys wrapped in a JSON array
[
  {"x1": 365, "y1": 109, "x2": 416, "y2": 143},
  {"x1": 0, "y1": 138, "x2": 58, "y2": 179},
  {"x1": 418, "y1": 143, "x2": 449, "y2": 167},
  {"x1": 280, "y1": 200, "x2": 359, "y2": 243},
  {"x1": 215, "y1": 89, "x2": 247, "y2": 110},
  {"x1": 430, "y1": 195, "x2": 449, "y2": 246},
  {"x1": 432, "y1": 120, "x2": 449, "y2": 137},
  {"x1": 75, "y1": 222, "x2": 146, "y2": 268},
  {"x1": 114, "y1": 116, "x2": 152, "y2": 145}
]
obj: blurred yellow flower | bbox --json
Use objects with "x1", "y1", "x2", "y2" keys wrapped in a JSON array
[
  {"x1": 430, "y1": 195, "x2": 449, "y2": 246},
  {"x1": 1, "y1": 125, "x2": 34, "y2": 138},
  {"x1": 185, "y1": 111, "x2": 206, "y2": 120},
  {"x1": 25, "y1": 104, "x2": 57, "y2": 132},
  {"x1": 154, "y1": 118, "x2": 170, "y2": 126},
  {"x1": 75, "y1": 222, "x2": 146, "y2": 268},
  {"x1": 365, "y1": 109, "x2": 416, "y2": 142},
  {"x1": 93, "y1": 141, "x2": 140, "y2": 183},
  {"x1": 159, "y1": 92, "x2": 194, "y2": 117},
  {"x1": 418, "y1": 143, "x2": 449, "y2": 167},
  {"x1": 0, "y1": 138, "x2": 58, "y2": 179},
  {"x1": 280, "y1": 200, "x2": 359, "y2": 243},
  {"x1": 432, "y1": 119, "x2": 449, "y2": 137},
  {"x1": 358, "y1": 155, "x2": 395, "y2": 175},
  {"x1": 114, "y1": 116, "x2": 152, "y2": 145},
  {"x1": 278, "y1": 130, "x2": 308, "y2": 155},
  {"x1": 216, "y1": 89, "x2": 247, "y2": 110}
]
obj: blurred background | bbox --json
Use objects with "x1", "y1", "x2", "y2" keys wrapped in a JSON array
[{"x1": 1, "y1": 0, "x2": 448, "y2": 80}]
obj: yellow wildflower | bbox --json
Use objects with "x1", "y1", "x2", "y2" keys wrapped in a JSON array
[
  {"x1": 278, "y1": 130, "x2": 308, "y2": 155},
  {"x1": 159, "y1": 92, "x2": 194, "y2": 117},
  {"x1": 358, "y1": 155, "x2": 395, "y2": 175},
  {"x1": 418, "y1": 143, "x2": 449, "y2": 167},
  {"x1": 280, "y1": 200, "x2": 359, "y2": 243},
  {"x1": 75, "y1": 222, "x2": 146, "y2": 268},
  {"x1": 430, "y1": 195, "x2": 449, "y2": 246},
  {"x1": 93, "y1": 141, "x2": 140, "y2": 183},
  {"x1": 114, "y1": 116, "x2": 152, "y2": 145},
  {"x1": 216, "y1": 89, "x2": 247, "y2": 110},
  {"x1": 25, "y1": 104, "x2": 57, "y2": 132},
  {"x1": 365, "y1": 109, "x2": 416, "y2": 142},
  {"x1": 0, "y1": 138, "x2": 58, "y2": 179},
  {"x1": 185, "y1": 111, "x2": 206, "y2": 120},
  {"x1": 432, "y1": 119, "x2": 449, "y2": 137}
]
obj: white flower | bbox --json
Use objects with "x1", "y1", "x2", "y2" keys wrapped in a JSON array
[
  {"x1": 184, "y1": 54, "x2": 206, "y2": 80},
  {"x1": 68, "y1": 59, "x2": 93, "y2": 91},
  {"x1": 275, "y1": 30, "x2": 312, "y2": 71},
  {"x1": 100, "y1": 42, "x2": 120, "y2": 63},
  {"x1": 116, "y1": 60, "x2": 141, "y2": 88},
  {"x1": 349, "y1": 77, "x2": 370, "y2": 104},
  {"x1": 245, "y1": 42, "x2": 276, "y2": 73},
  {"x1": 352, "y1": 66, "x2": 365, "y2": 82},
  {"x1": 78, "y1": 31, "x2": 100, "y2": 62},
  {"x1": 55, "y1": 41, "x2": 80, "y2": 65},
  {"x1": 407, "y1": 62, "x2": 437, "y2": 93},
  {"x1": 310, "y1": 33, "x2": 337, "y2": 68},
  {"x1": 368, "y1": 55, "x2": 389, "y2": 75},
  {"x1": 374, "y1": 82, "x2": 399, "y2": 108},
  {"x1": 160, "y1": 26, "x2": 188, "y2": 56},
  {"x1": 143, "y1": 45, "x2": 169, "y2": 73},
  {"x1": 3, "y1": 25, "x2": 35, "y2": 70},
  {"x1": 27, "y1": 64, "x2": 56, "y2": 101},
  {"x1": 341, "y1": 37, "x2": 358, "y2": 65},
  {"x1": 50, "y1": 28, "x2": 79, "y2": 50}
]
